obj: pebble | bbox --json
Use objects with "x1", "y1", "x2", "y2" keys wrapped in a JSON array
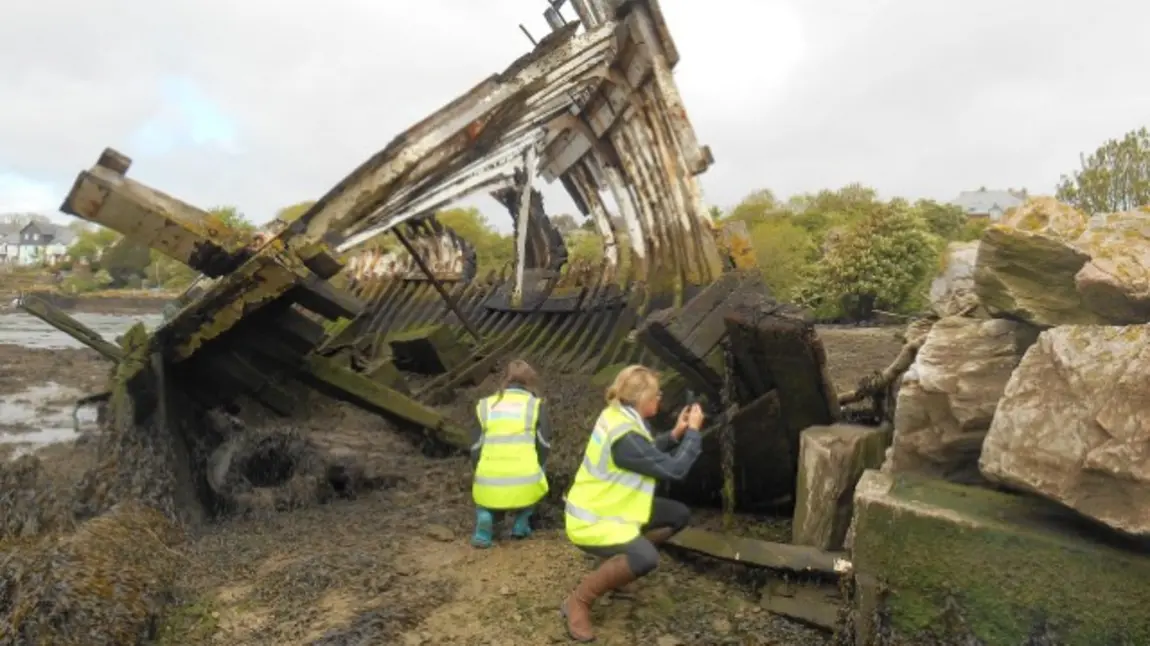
[{"x1": 425, "y1": 524, "x2": 455, "y2": 541}]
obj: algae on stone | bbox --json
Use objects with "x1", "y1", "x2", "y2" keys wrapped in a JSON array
[
  {"x1": 850, "y1": 470, "x2": 1150, "y2": 646},
  {"x1": 1072, "y1": 209, "x2": 1150, "y2": 324}
]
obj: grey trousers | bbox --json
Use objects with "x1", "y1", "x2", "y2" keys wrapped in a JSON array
[{"x1": 576, "y1": 497, "x2": 690, "y2": 576}]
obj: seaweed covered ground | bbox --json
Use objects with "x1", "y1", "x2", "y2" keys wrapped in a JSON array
[{"x1": 1, "y1": 326, "x2": 905, "y2": 646}]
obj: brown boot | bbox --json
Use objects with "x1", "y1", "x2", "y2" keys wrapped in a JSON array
[
  {"x1": 561, "y1": 555, "x2": 637, "y2": 642},
  {"x1": 643, "y1": 527, "x2": 675, "y2": 546}
]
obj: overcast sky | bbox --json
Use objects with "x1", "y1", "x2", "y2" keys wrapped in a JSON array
[{"x1": 2, "y1": 0, "x2": 1147, "y2": 232}]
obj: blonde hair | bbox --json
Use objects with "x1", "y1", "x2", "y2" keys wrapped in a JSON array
[
  {"x1": 606, "y1": 365, "x2": 660, "y2": 407},
  {"x1": 495, "y1": 358, "x2": 540, "y2": 402}
]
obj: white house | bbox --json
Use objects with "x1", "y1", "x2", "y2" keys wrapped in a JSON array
[
  {"x1": 949, "y1": 188, "x2": 1028, "y2": 221},
  {"x1": 0, "y1": 220, "x2": 76, "y2": 267}
]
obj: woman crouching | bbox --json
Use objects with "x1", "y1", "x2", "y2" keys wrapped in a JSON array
[
  {"x1": 561, "y1": 365, "x2": 705, "y2": 642},
  {"x1": 470, "y1": 359, "x2": 552, "y2": 548}
]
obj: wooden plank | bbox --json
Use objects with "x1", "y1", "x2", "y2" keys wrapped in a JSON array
[
  {"x1": 666, "y1": 527, "x2": 845, "y2": 576},
  {"x1": 17, "y1": 294, "x2": 125, "y2": 361}
]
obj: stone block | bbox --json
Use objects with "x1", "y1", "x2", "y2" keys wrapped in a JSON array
[
  {"x1": 793, "y1": 424, "x2": 891, "y2": 550},
  {"x1": 849, "y1": 470, "x2": 1150, "y2": 646}
]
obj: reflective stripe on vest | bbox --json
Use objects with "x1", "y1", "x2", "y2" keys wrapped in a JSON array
[
  {"x1": 472, "y1": 389, "x2": 548, "y2": 509},
  {"x1": 563, "y1": 405, "x2": 656, "y2": 546}
]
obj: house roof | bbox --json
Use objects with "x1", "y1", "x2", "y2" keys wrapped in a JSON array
[
  {"x1": 11, "y1": 220, "x2": 76, "y2": 245},
  {"x1": 950, "y1": 189, "x2": 1026, "y2": 215}
]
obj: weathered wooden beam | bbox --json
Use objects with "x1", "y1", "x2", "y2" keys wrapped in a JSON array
[
  {"x1": 17, "y1": 294, "x2": 124, "y2": 361},
  {"x1": 666, "y1": 527, "x2": 845, "y2": 576},
  {"x1": 61, "y1": 148, "x2": 249, "y2": 276},
  {"x1": 300, "y1": 354, "x2": 469, "y2": 449}
]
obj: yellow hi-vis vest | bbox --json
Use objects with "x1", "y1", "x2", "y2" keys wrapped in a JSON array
[
  {"x1": 564, "y1": 404, "x2": 656, "y2": 547},
  {"x1": 472, "y1": 389, "x2": 548, "y2": 510}
]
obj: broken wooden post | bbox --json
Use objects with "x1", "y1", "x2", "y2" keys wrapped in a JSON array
[
  {"x1": 393, "y1": 227, "x2": 483, "y2": 343},
  {"x1": 17, "y1": 293, "x2": 124, "y2": 361}
]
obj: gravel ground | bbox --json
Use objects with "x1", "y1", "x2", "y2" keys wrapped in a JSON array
[{"x1": 2, "y1": 325, "x2": 907, "y2": 646}]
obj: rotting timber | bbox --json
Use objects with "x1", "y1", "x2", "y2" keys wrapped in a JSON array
[{"x1": 18, "y1": 0, "x2": 854, "y2": 641}]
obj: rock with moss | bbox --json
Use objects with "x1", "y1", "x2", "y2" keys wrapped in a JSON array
[
  {"x1": 979, "y1": 324, "x2": 1150, "y2": 537},
  {"x1": 884, "y1": 317, "x2": 1038, "y2": 483},
  {"x1": 973, "y1": 198, "x2": 1099, "y2": 327},
  {"x1": 928, "y1": 241, "x2": 983, "y2": 317},
  {"x1": 849, "y1": 469, "x2": 1150, "y2": 646},
  {"x1": 1073, "y1": 208, "x2": 1150, "y2": 324},
  {"x1": 792, "y1": 424, "x2": 890, "y2": 550},
  {"x1": 975, "y1": 199, "x2": 1150, "y2": 326}
]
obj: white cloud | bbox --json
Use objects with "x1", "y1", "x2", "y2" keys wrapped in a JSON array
[
  {"x1": 1, "y1": 0, "x2": 1148, "y2": 230},
  {"x1": 0, "y1": 172, "x2": 62, "y2": 216}
]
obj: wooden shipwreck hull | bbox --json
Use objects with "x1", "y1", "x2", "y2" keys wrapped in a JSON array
[{"x1": 27, "y1": 0, "x2": 839, "y2": 516}]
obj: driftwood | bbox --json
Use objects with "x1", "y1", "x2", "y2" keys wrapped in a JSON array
[{"x1": 836, "y1": 338, "x2": 923, "y2": 406}]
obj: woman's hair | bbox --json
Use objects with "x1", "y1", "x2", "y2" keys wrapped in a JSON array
[
  {"x1": 494, "y1": 358, "x2": 540, "y2": 402},
  {"x1": 606, "y1": 365, "x2": 660, "y2": 407}
]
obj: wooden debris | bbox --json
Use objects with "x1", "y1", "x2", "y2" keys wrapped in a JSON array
[
  {"x1": 760, "y1": 578, "x2": 842, "y2": 630},
  {"x1": 666, "y1": 527, "x2": 844, "y2": 576},
  {"x1": 17, "y1": 294, "x2": 123, "y2": 361},
  {"x1": 388, "y1": 324, "x2": 472, "y2": 374}
]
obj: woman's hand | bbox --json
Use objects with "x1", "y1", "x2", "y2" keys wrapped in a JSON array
[
  {"x1": 672, "y1": 404, "x2": 704, "y2": 440},
  {"x1": 687, "y1": 404, "x2": 705, "y2": 430}
]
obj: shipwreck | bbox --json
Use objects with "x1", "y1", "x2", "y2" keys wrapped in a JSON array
[{"x1": 7, "y1": 0, "x2": 1150, "y2": 645}]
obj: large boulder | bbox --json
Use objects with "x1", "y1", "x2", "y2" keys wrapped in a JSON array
[
  {"x1": 980, "y1": 324, "x2": 1150, "y2": 537},
  {"x1": 1073, "y1": 208, "x2": 1150, "y2": 324},
  {"x1": 884, "y1": 317, "x2": 1038, "y2": 483},
  {"x1": 928, "y1": 241, "x2": 981, "y2": 316},
  {"x1": 792, "y1": 424, "x2": 890, "y2": 551},
  {"x1": 848, "y1": 470, "x2": 1150, "y2": 646},
  {"x1": 973, "y1": 198, "x2": 1100, "y2": 327},
  {"x1": 974, "y1": 199, "x2": 1150, "y2": 327}
]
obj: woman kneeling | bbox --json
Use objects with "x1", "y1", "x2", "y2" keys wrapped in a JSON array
[{"x1": 561, "y1": 365, "x2": 705, "y2": 642}]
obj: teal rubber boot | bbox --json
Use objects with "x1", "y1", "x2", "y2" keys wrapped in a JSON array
[
  {"x1": 511, "y1": 508, "x2": 533, "y2": 539},
  {"x1": 471, "y1": 508, "x2": 494, "y2": 548}
]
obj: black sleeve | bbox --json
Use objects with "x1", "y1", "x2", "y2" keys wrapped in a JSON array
[
  {"x1": 610, "y1": 428, "x2": 702, "y2": 482},
  {"x1": 535, "y1": 401, "x2": 552, "y2": 466}
]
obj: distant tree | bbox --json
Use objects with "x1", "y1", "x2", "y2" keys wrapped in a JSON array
[
  {"x1": 0, "y1": 213, "x2": 51, "y2": 227},
  {"x1": 549, "y1": 213, "x2": 579, "y2": 235},
  {"x1": 726, "y1": 189, "x2": 780, "y2": 224},
  {"x1": 67, "y1": 226, "x2": 121, "y2": 265},
  {"x1": 707, "y1": 205, "x2": 724, "y2": 221},
  {"x1": 275, "y1": 201, "x2": 316, "y2": 224},
  {"x1": 206, "y1": 205, "x2": 256, "y2": 234},
  {"x1": 801, "y1": 200, "x2": 939, "y2": 319},
  {"x1": 99, "y1": 238, "x2": 152, "y2": 286},
  {"x1": 913, "y1": 199, "x2": 967, "y2": 240},
  {"x1": 436, "y1": 207, "x2": 513, "y2": 276},
  {"x1": 747, "y1": 217, "x2": 817, "y2": 300},
  {"x1": 1056, "y1": 127, "x2": 1150, "y2": 213}
]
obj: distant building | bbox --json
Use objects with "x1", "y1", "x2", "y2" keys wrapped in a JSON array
[
  {"x1": 950, "y1": 187, "x2": 1028, "y2": 221},
  {"x1": 0, "y1": 220, "x2": 76, "y2": 267}
]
